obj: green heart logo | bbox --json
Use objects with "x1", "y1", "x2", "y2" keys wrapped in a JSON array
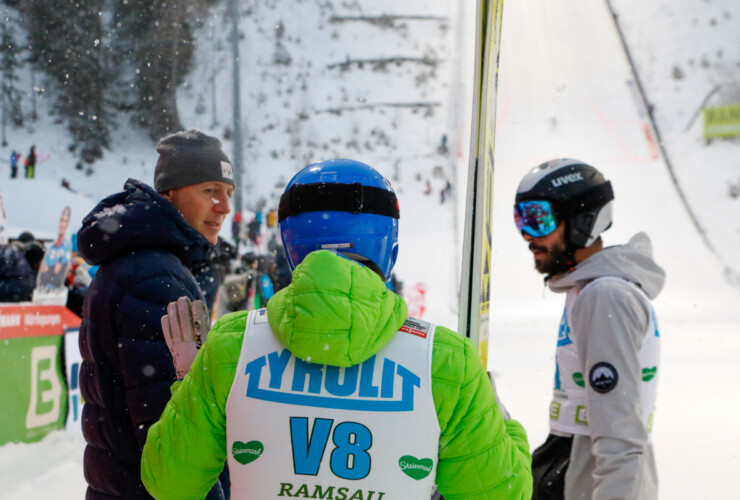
[
  {"x1": 232, "y1": 440, "x2": 264, "y2": 465},
  {"x1": 642, "y1": 366, "x2": 657, "y2": 382},
  {"x1": 572, "y1": 372, "x2": 585, "y2": 387},
  {"x1": 398, "y1": 455, "x2": 433, "y2": 480}
]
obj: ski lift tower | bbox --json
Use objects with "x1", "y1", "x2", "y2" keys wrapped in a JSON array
[{"x1": 229, "y1": 0, "x2": 244, "y2": 218}]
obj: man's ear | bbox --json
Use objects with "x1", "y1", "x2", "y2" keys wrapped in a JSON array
[{"x1": 161, "y1": 190, "x2": 172, "y2": 200}]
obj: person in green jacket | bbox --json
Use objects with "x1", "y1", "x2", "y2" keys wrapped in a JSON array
[{"x1": 142, "y1": 159, "x2": 532, "y2": 500}]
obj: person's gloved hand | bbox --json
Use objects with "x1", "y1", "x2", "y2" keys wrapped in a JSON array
[
  {"x1": 161, "y1": 297, "x2": 210, "y2": 379},
  {"x1": 488, "y1": 370, "x2": 511, "y2": 420}
]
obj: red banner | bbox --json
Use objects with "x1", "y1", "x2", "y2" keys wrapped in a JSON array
[{"x1": 0, "y1": 304, "x2": 81, "y2": 340}]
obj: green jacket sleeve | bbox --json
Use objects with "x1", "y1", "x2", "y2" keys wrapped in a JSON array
[
  {"x1": 142, "y1": 316, "x2": 532, "y2": 500},
  {"x1": 141, "y1": 311, "x2": 249, "y2": 500},
  {"x1": 432, "y1": 326, "x2": 532, "y2": 500}
]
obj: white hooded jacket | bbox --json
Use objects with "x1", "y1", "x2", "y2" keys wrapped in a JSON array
[{"x1": 547, "y1": 232, "x2": 666, "y2": 500}]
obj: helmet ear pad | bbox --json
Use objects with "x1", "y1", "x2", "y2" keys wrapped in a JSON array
[{"x1": 567, "y1": 201, "x2": 613, "y2": 248}]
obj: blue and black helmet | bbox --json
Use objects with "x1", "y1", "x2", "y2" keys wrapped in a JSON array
[
  {"x1": 278, "y1": 159, "x2": 400, "y2": 281},
  {"x1": 515, "y1": 158, "x2": 614, "y2": 249}
]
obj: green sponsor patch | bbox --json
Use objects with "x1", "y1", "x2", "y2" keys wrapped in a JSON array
[
  {"x1": 398, "y1": 455, "x2": 433, "y2": 480},
  {"x1": 572, "y1": 372, "x2": 585, "y2": 387},
  {"x1": 232, "y1": 440, "x2": 264, "y2": 465},
  {"x1": 642, "y1": 366, "x2": 657, "y2": 382}
]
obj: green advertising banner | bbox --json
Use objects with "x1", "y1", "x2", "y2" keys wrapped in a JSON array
[
  {"x1": 704, "y1": 103, "x2": 740, "y2": 138},
  {"x1": 0, "y1": 304, "x2": 80, "y2": 445},
  {"x1": 0, "y1": 335, "x2": 67, "y2": 444}
]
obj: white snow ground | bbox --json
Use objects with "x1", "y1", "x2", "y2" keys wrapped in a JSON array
[{"x1": 1, "y1": 0, "x2": 739, "y2": 499}]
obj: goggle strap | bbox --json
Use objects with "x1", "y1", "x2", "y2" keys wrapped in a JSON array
[
  {"x1": 279, "y1": 182, "x2": 400, "y2": 223},
  {"x1": 565, "y1": 182, "x2": 614, "y2": 211}
]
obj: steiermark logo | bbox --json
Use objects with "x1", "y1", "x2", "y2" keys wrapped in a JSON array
[
  {"x1": 398, "y1": 455, "x2": 433, "y2": 480},
  {"x1": 232, "y1": 440, "x2": 264, "y2": 465},
  {"x1": 642, "y1": 366, "x2": 657, "y2": 382},
  {"x1": 572, "y1": 372, "x2": 584, "y2": 387}
]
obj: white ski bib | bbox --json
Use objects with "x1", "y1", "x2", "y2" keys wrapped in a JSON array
[
  {"x1": 549, "y1": 277, "x2": 660, "y2": 437},
  {"x1": 225, "y1": 310, "x2": 440, "y2": 499}
]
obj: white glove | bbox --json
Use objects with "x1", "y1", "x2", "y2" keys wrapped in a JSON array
[
  {"x1": 488, "y1": 370, "x2": 511, "y2": 420},
  {"x1": 161, "y1": 297, "x2": 211, "y2": 379}
]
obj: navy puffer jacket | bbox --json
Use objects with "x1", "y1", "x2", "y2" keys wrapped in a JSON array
[
  {"x1": 0, "y1": 244, "x2": 35, "y2": 302},
  {"x1": 77, "y1": 179, "x2": 216, "y2": 499}
]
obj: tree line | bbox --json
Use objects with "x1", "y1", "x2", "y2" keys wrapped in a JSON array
[{"x1": 1, "y1": 0, "x2": 221, "y2": 162}]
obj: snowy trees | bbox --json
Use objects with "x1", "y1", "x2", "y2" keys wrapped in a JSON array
[
  {"x1": 0, "y1": 22, "x2": 24, "y2": 146},
  {"x1": 21, "y1": 0, "x2": 111, "y2": 162},
  {"x1": 6, "y1": 0, "x2": 221, "y2": 161},
  {"x1": 111, "y1": 0, "x2": 197, "y2": 140}
]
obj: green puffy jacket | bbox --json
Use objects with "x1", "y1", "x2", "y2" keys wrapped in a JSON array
[{"x1": 142, "y1": 250, "x2": 531, "y2": 499}]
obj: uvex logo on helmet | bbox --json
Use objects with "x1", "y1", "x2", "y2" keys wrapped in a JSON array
[{"x1": 551, "y1": 172, "x2": 584, "y2": 187}]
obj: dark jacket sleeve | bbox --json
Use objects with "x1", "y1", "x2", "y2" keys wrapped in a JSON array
[
  {"x1": 81, "y1": 248, "x2": 205, "y2": 452},
  {"x1": 114, "y1": 250, "x2": 206, "y2": 448}
]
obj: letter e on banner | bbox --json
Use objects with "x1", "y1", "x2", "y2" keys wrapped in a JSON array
[{"x1": 26, "y1": 346, "x2": 62, "y2": 429}]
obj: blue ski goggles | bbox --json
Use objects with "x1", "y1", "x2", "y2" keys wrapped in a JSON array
[{"x1": 514, "y1": 200, "x2": 559, "y2": 238}]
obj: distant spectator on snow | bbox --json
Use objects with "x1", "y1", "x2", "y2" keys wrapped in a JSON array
[
  {"x1": 197, "y1": 237, "x2": 237, "y2": 310},
  {"x1": 424, "y1": 179, "x2": 432, "y2": 195},
  {"x1": 20, "y1": 232, "x2": 45, "y2": 279},
  {"x1": 440, "y1": 179, "x2": 452, "y2": 203},
  {"x1": 77, "y1": 129, "x2": 234, "y2": 500},
  {"x1": 247, "y1": 216, "x2": 260, "y2": 247},
  {"x1": 16, "y1": 231, "x2": 36, "y2": 246},
  {"x1": 266, "y1": 232, "x2": 280, "y2": 255},
  {"x1": 437, "y1": 134, "x2": 449, "y2": 155},
  {"x1": 266, "y1": 208, "x2": 278, "y2": 228},
  {"x1": 24, "y1": 145, "x2": 36, "y2": 178},
  {"x1": 231, "y1": 211, "x2": 242, "y2": 249},
  {"x1": 0, "y1": 238, "x2": 36, "y2": 302},
  {"x1": 9, "y1": 150, "x2": 21, "y2": 179},
  {"x1": 65, "y1": 254, "x2": 91, "y2": 317},
  {"x1": 61, "y1": 178, "x2": 75, "y2": 192}
]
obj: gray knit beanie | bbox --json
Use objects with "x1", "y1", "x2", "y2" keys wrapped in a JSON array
[{"x1": 154, "y1": 129, "x2": 235, "y2": 192}]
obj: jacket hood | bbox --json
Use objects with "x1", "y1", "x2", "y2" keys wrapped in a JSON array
[
  {"x1": 548, "y1": 232, "x2": 665, "y2": 299},
  {"x1": 77, "y1": 178, "x2": 215, "y2": 268},
  {"x1": 267, "y1": 250, "x2": 408, "y2": 367}
]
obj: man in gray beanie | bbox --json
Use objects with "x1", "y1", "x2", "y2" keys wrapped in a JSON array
[
  {"x1": 76, "y1": 129, "x2": 234, "y2": 500},
  {"x1": 155, "y1": 129, "x2": 236, "y2": 244}
]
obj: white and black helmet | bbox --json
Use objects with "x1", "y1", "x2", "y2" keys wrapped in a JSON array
[{"x1": 515, "y1": 158, "x2": 614, "y2": 248}]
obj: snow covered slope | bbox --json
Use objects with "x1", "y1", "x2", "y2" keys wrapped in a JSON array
[
  {"x1": 608, "y1": 0, "x2": 740, "y2": 287},
  {"x1": 489, "y1": 2, "x2": 740, "y2": 500}
]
